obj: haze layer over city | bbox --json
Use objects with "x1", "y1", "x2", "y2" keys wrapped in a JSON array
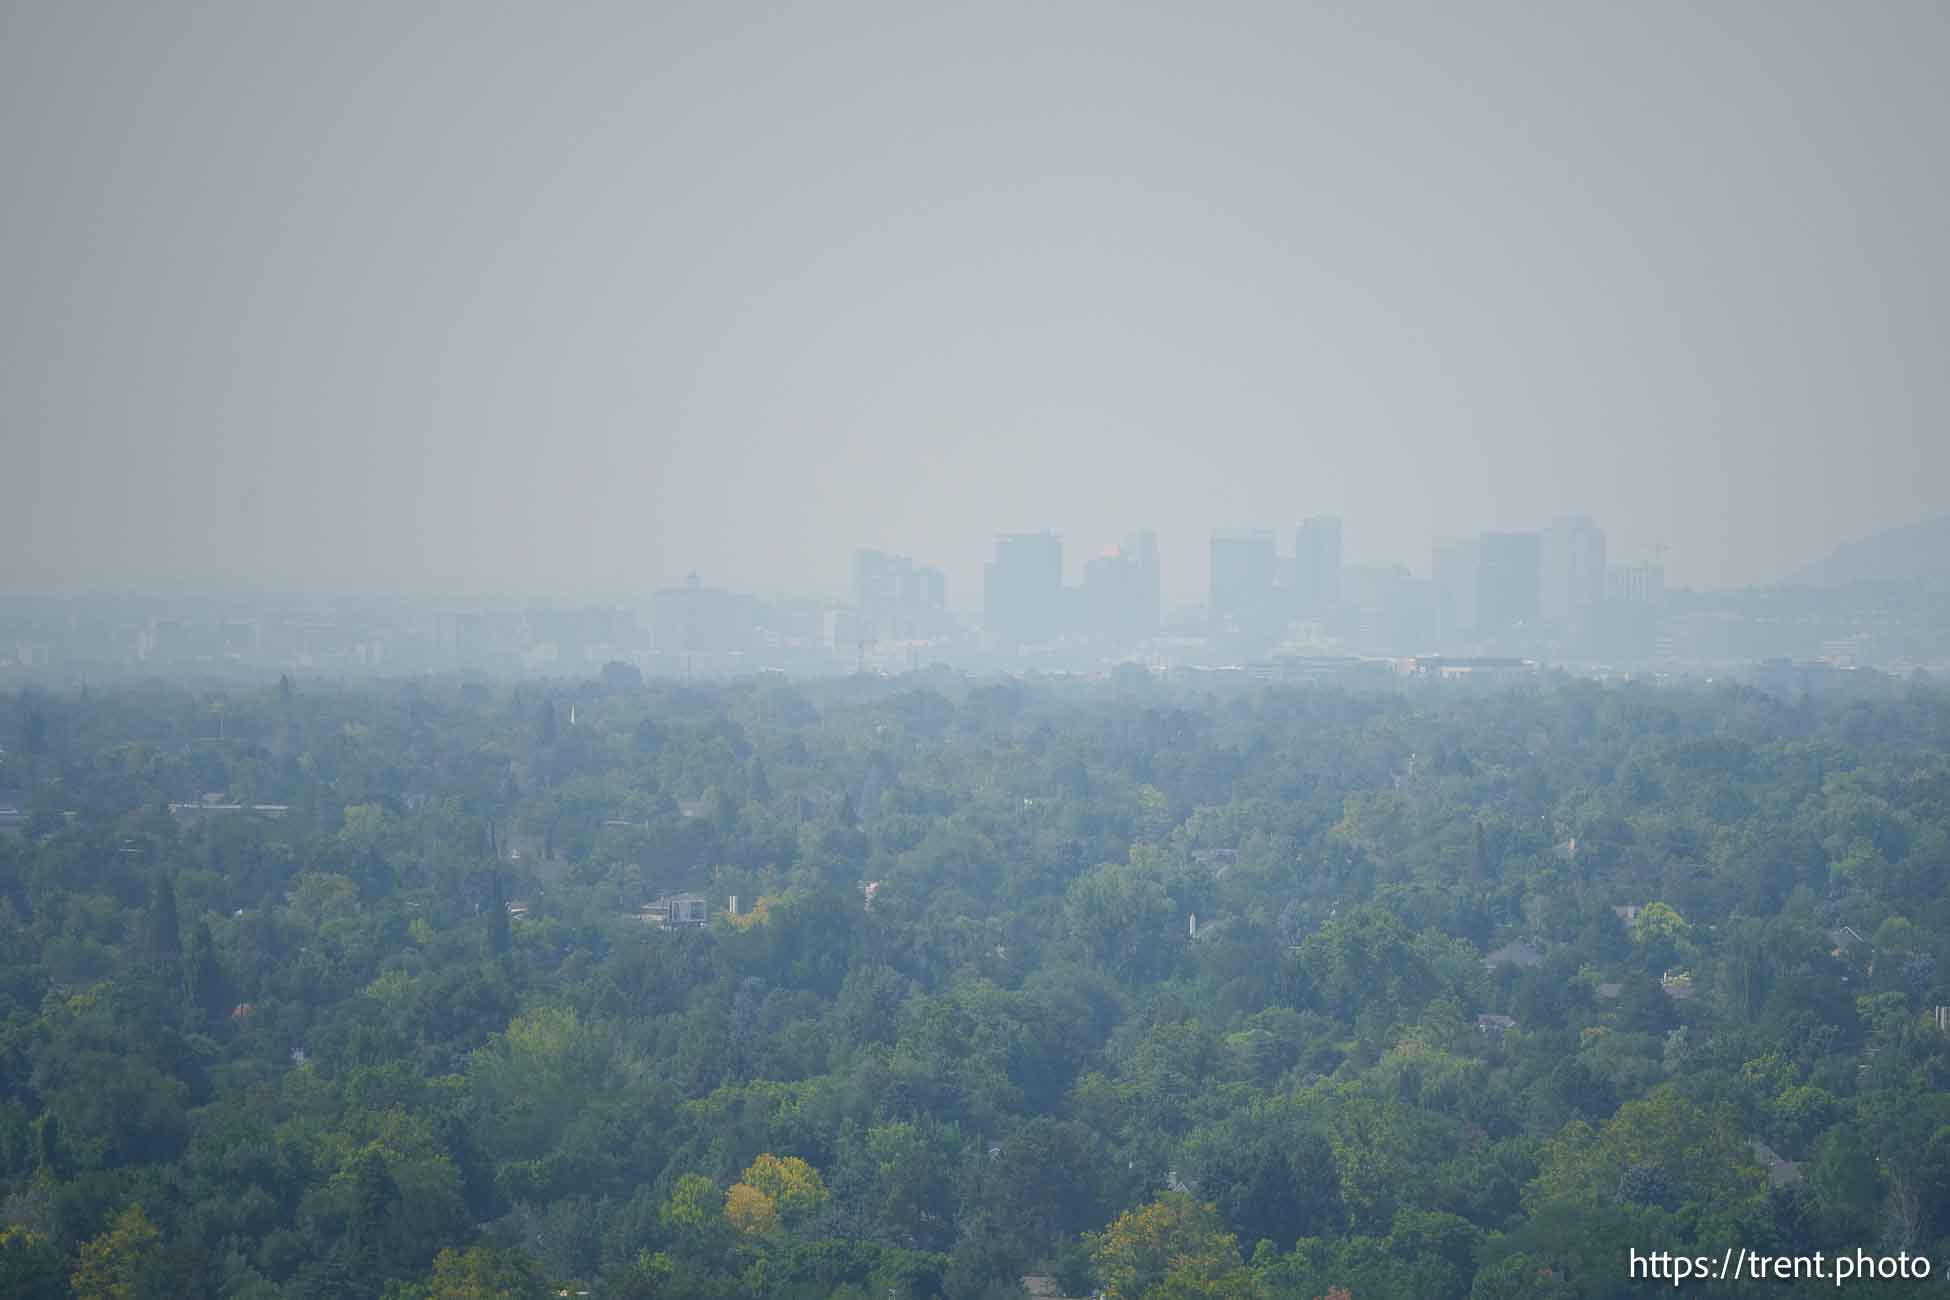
[
  {"x1": 13, "y1": 8, "x2": 1950, "y2": 1300},
  {"x1": 5, "y1": 1, "x2": 1949, "y2": 631}
]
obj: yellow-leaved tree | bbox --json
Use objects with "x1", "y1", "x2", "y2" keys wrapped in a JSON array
[
  {"x1": 417, "y1": 1244, "x2": 547, "y2": 1299},
  {"x1": 723, "y1": 1153, "x2": 827, "y2": 1235},
  {"x1": 1088, "y1": 1191, "x2": 1251, "y2": 1300},
  {"x1": 724, "y1": 1181, "x2": 778, "y2": 1235},
  {"x1": 71, "y1": 1205, "x2": 159, "y2": 1300}
]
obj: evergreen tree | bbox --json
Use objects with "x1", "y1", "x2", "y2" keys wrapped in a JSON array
[
  {"x1": 145, "y1": 873, "x2": 182, "y2": 964},
  {"x1": 487, "y1": 870, "x2": 512, "y2": 959},
  {"x1": 349, "y1": 1147, "x2": 400, "y2": 1281},
  {"x1": 32, "y1": 1112, "x2": 60, "y2": 1177},
  {"x1": 22, "y1": 707, "x2": 48, "y2": 755},
  {"x1": 185, "y1": 920, "x2": 227, "y2": 1021}
]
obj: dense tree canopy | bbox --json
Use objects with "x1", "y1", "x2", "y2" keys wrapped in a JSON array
[{"x1": 1, "y1": 673, "x2": 1948, "y2": 1297}]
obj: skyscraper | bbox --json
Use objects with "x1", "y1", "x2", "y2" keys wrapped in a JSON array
[
  {"x1": 852, "y1": 548, "x2": 949, "y2": 643},
  {"x1": 1209, "y1": 529, "x2": 1278, "y2": 634},
  {"x1": 1126, "y1": 529, "x2": 1161, "y2": 634},
  {"x1": 1079, "y1": 529, "x2": 1162, "y2": 642},
  {"x1": 1476, "y1": 531, "x2": 1543, "y2": 634},
  {"x1": 1541, "y1": 515, "x2": 1607, "y2": 624},
  {"x1": 1294, "y1": 515, "x2": 1344, "y2": 617},
  {"x1": 984, "y1": 532, "x2": 1064, "y2": 645},
  {"x1": 1432, "y1": 538, "x2": 1480, "y2": 642}
]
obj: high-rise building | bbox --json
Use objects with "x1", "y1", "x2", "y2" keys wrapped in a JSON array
[
  {"x1": 1209, "y1": 529, "x2": 1279, "y2": 633},
  {"x1": 1597, "y1": 561, "x2": 1665, "y2": 661},
  {"x1": 984, "y1": 532, "x2": 1064, "y2": 645},
  {"x1": 1079, "y1": 529, "x2": 1162, "y2": 643},
  {"x1": 1476, "y1": 531, "x2": 1543, "y2": 634},
  {"x1": 853, "y1": 548, "x2": 949, "y2": 643},
  {"x1": 1542, "y1": 515, "x2": 1607, "y2": 623},
  {"x1": 1081, "y1": 552, "x2": 1126, "y2": 640},
  {"x1": 1126, "y1": 529, "x2": 1161, "y2": 634},
  {"x1": 1293, "y1": 515, "x2": 1344, "y2": 617},
  {"x1": 1432, "y1": 538, "x2": 1480, "y2": 641}
]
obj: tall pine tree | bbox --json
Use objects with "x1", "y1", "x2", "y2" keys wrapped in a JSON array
[
  {"x1": 487, "y1": 870, "x2": 511, "y2": 959},
  {"x1": 186, "y1": 920, "x2": 228, "y2": 1021},
  {"x1": 145, "y1": 872, "x2": 182, "y2": 965}
]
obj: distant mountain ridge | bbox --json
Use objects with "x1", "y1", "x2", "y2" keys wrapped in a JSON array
[{"x1": 1782, "y1": 514, "x2": 1950, "y2": 588}]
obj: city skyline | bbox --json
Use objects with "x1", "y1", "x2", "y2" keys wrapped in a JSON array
[{"x1": 6, "y1": 3, "x2": 1949, "y2": 605}]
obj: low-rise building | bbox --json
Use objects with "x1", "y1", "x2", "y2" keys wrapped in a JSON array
[
  {"x1": 639, "y1": 893, "x2": 708, "y2": 928},
  {"x1": 169, "y1": 801, "x2": 290, "y2": 827},
  {"x1": 1477, "y1": 1013, "x2": 1518, "y2": 1038},
  {"x1": 1484, "y1": 939, "x2": 1544, "y2": 971}
]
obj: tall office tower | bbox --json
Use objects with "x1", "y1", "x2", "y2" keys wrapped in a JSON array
[
  {"x1": 1432, "y1": 538, "x2": 1481, "y2": 642},
  {"x1": 1120, "y1": 529, "x2": 1161, "y2": 635},
  {"x1": 1294, "y1": 515, "x2": 1344, "y2": 617},
  {"x1": 984, "y1": 532, "x2": 1064, "y2": 645},
  {"x1": 853, "y1": 548, "x2": 948, "y2": 643},
  {"x1": 1081, "y1": 551, "x2": 1127, "y2": 641},
  {"x1": 1209, "y1": 529, "x2": 1279, "y2": 632},
  {"x1": 1078, "y1": 529, "x2": 1163, "y2": 643},
  {"x1": 1541, "y1": 515, "x2": 1608, "y2": 623},
  {"x1": 1475, "y1": 531, "x2": 1544, "y2": 633},
  {"x1": 1597, "y1": 560, "x2": 1666, "y2": 662}
]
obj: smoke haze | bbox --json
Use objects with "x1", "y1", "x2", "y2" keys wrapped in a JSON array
[{"x1": 5, "y1": 1, "x2": 1948, "y2": 605}]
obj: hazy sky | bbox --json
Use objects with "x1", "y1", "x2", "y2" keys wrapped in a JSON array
[{"x1": 4, "y1": 1, "x2": 1947, "y2": 606}]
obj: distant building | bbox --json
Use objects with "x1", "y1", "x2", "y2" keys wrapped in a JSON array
[
  {"x1": 1079, "y1": 529, "x2": 1161, "y2": 642},
  {"x1": 1292, "y1": 515, "x2": 1344, "y2": 618},
  {"x1": 1265, "y1": 655, "x2": 1396, "y2": 687},
  {"x1": 1484, "y1": 938, "x2": 1544, "y2": 971},
  {"x1": 1209, "y1": 529, "x2": 1279, "y2": 635},
  {"x1": 639, "y1": 893, "x2": 708, "y2": 928},
  {"x1": 1477, "y1": 1013, "x2": 1518, "y2": 1037},
  {"x1": 1432, "y1": 538, "x2": 1481, "y2": 641},
  {"x1": 1542, "y1": 515, "x2": 1607, "y2": 621},
  {"x1": 1606, "y1": 561, "x2": 1666, "y2": 605},
  {"x1": 1342, "y1": 564, "x2": 1435, "y2": 654},
  {"x1": 984, "y1": 532, "x2": 1064, "y2": 645},
  {"x1": 1542, "y1": 514, "x2": 1607, "y2": 629},
  {"x1": 168, "y1": 802, "x2": 290, "y2": 827},
  {"x1": 1826, "y1": 926, "x2": 1867, "y2": 957},
  {"x1": 1402, "y1": 656, "x2": 1536, "y2": 682},
  {"x1": 1476, "y1": 531, "x2": 1543, "y2": 634},
  {"x1": 1126, "y1": 529, "x2": 1162, "y2": 634},
  {"x1": 1750, "y1": 1139, "x2": 1804, "y2": 1189},
  {"x1": 649, "y1": 575, "x2": 759, "y2": 656},
  {"x1": 853, "y1": 548, "x2": 950, "y2": 644}
]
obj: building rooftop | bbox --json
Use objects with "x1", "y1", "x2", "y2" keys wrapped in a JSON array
[{"x1": 1484, "y1": 939, "x2": 1544, "y2": 970}]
